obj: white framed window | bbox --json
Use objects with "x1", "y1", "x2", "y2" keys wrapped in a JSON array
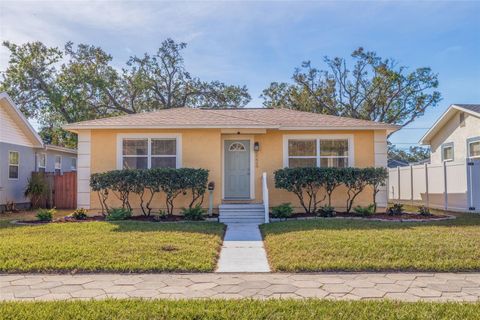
[
  {"x1": 441, "y1": 143, "x2": 454, "y2": 162},
  {"x1": 283, "y1": 134, "x2": 354, "y2": 168},
  {"x1": 37, "y1": 153, "x2": 46, "y2": 173},
  {"x1": 55, "y1": 155, "x2": 62, "y2": 173},
  {"x1": 468, "y1": 140, "x2": 480, "y2": 159},
  {"x1": 8, "y1": 151, "x2": 19, "y2": 180},
  {"x1": 71, "y1": 157, "x2": 77, "y2": 171},
  {"x1": 117, "y1": 134, "x2": 182, "y2": 169}
]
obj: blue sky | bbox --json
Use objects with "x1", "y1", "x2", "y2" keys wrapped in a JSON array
[{"x1": 1, "y1": 1, "x2": 479, "y2": 148}]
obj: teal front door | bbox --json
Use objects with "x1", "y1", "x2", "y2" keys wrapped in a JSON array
[{"x1": 224, "y1": 140, "x2": 250, "y2": 199}]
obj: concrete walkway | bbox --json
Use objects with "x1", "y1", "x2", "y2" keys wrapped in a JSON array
[
  {"x1": 1, "y1": 273, "x2": 480, "y2": 301},
  {"x1": 216, "y1": 223, "x2": 270, "y2": 272}
]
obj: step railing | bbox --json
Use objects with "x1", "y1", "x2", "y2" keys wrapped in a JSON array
[{"x1": 262, "y1": 172, "x2": 270, "y2": 223}]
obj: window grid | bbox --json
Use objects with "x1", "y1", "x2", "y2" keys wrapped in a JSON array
[
  {"x1": 8, "y1": 151, "x2": 19, "y2": 179},
  {"x1": 287, "y1": 138, "x2": 349, "y2": 168},
  {"x1": 122, "y1": 138, "x2": 177, "y2": 169}
]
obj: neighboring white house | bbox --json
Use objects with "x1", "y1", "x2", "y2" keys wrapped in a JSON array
[
  {"x1": 420, "y1": 104, "x2": 480, "y2": 164},
  {"x1": 388, "y1": 104, "x2": 480, "y2": 213}
]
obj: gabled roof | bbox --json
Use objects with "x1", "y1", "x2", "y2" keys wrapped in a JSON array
[
  {"x1": 64, "y1": 107, "x2": 400, "y2": 133},
  {"x1": 420, "y1": 104, "x2": 480, "y2": 145},
  {"x1": 0, "y1": 92, "x2": 44, "y2": 148}
]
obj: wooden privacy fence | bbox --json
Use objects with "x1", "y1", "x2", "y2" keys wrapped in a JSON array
[{"x1": 32, "y1": 172, "x2": 77, "y2": 209}]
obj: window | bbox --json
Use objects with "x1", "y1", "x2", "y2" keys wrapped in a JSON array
[
  {"x1": 37, "y1": 153, "x2": 46, "y2": 173},
  {"x1": 468, "y1": 140, "x2": 480, "y2": 158},
  {"x1": 120, "y1": 136, "x2": 179, "y2": 169},
  {"x1": 55, "y1": 155, "x2": 62, "y2": 173},
  {"x1": 285, "y1": 135, "x2": 352, "y2": 168},
  {"x1": 441, "y1": 143, "x2": 454, "y2": 162},
  {"x1": 229, "y1": 142, "x2": 246, "y2": 152},
  {"x1": 71, "y1": 158, "x2": 77, "y2": 171},
  {"x1": 8, "y1": 151, "x2": 19, "y2": 179}
]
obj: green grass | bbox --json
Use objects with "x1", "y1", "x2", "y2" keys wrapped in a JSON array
[
  {"x1": 0, "y1": 219, "x2": 225, "y2": 273},
  {"x1": 260, "y1": 212, "x2": 480, "y2": 272},
  {"x1": 1, "y1": 299, "x2": 479, "y2": 320}
]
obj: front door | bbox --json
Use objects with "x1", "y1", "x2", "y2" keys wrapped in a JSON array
[{"x1": 224, "y1": 140, "x2": 250, "y2": 199}]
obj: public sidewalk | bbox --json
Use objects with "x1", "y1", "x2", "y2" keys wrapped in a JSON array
[{"x1": 1, "y1": 273, "x2": 480, "y2": 301}]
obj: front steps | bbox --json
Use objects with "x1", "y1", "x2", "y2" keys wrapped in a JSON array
[{"x1": 219, "y1": 203, "x2": 266, "y2": 224}]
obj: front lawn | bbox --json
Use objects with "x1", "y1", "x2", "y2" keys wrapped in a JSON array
[
  {"x1": 0, "y1": 217, "x2": 224, "y2": 273},
  {"x1": 260, "y1": 212, "x2": 480, "y2": 272},
  {"x1": 1, "y1": 299, "x2": 479, "y2": 320}
]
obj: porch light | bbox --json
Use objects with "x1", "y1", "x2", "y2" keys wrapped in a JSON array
[{"x1": 254, "y1": 142, "x2": 260, "y2": 151}]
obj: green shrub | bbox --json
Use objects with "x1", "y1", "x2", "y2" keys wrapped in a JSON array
[
  {"x1": 354, "y1": 204, "x2": 376, "y2": 216},
  {"x1": 90, "y1": 168, "x2": 209, "y2": 217},
  {"x1": 317, "y1": 205, "x2": 336, "y2": 217},
  {"x1": 387, "y1": 203, "x2": 404, "y2": 215},
  {"x1": 24, "y1": 174, "x2": 49, "y2": 209},
  {"x1": 72, "y1": 208, "x2": 88, "y2": 220},
  {"x1": 271, "y1": 203, "x2": 293, "y2": 219},
  {"x1": 36, "y1": 208, "x2": 55, "y2": 221},
  {"x1": 181, "y1": 204, "x2": 205, "y2": 221},
  {"x1": 418, "y1": 205, "x2": 432, "y2": 216},
  {"x1": 105, "y1": 208, "x2": 132, "y2": 221}
]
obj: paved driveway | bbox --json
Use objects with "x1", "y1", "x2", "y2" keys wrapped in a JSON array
[{"x1": 1, "y1": 273, "x2": 480, "y2": 301}]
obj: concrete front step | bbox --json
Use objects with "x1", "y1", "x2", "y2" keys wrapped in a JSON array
[{"x1": 219, "y1": 203, "x2": 266, "y2": 224}]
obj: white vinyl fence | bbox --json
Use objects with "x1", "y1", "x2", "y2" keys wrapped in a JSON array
[{"x1": 388, "y1": 159, "x2": 480, "y2": 212}]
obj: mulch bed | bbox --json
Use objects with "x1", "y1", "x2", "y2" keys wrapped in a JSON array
[
  {"x1": 14, "y1": 214, "x2": 219, "y2": 225},
  {"x1": 271, "y1": 212, "x2": 455, "y2": 222}
]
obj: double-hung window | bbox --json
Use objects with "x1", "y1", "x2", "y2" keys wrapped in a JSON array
[
  {"x1": 8, "y1": 151, "x2": 19, "y2": 179},
  {"x1": 441, "y1": 143, "x2": 454, "y2": 162},
  {"x1": 120, "y1": 135, "x2": 180, "y2": 169},
  {"x1": 71, "y1": 158, "x2": 77, "y2": 171},
  {"x1": 285, "y1": 135, "x2": 352, "y2": 168},
  {"x1": 37, "y1": 153, "x2": 46, "y2": 173},
  {"x1": 468, "y1": 139, "x2": 480, "y2": 159},
  {"x1": 55, "y1": 155, "x2": 62, "y2": 173}
]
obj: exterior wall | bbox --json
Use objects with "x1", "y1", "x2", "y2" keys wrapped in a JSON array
[
  {"x1": 430, "y1": 111, "x2": 480, "y2": 165},
  {"x1": 86, "y1": 128, "x2": 379, "y2": 213},
  {"x1": 41, "y1": 150, "x2": 77, "y2": 173},
  {"x1": 0, "y1": 142, "x2": 36, "y2": 206},
  {"x1": 0, "y1": 99, "x2": 34, "y2": 147}
]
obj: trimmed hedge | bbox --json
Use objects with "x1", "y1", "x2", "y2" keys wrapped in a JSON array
[
  {"x1": 274, "y1": 167, "x2": 388, "y2": 214},
  {"x1": 90, "y1": 168, "x2": 209, "y2": 216}
]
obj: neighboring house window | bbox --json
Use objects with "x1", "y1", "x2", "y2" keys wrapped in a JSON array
[
  {"x1": 459, "y1": 112, "x2": 466, "y2": 127},
  {"x1": 8, "y1": 151, "x2": 19, "y2": 179},
  {"x1": 285, "y1": 136, "x2": 352, "y2": 168},
  {"x1": 441, "y1": 143, "x2": 454, "y2": 162},
  {"x1": 71, "y1": 158, "x2": 77, "y2": 171},
  {"x1": 468, "y1": 140, "x2": 480, "y2": 159},
  {"x1": 37, "y1": 153, "x2": 46, "y2": 173},
  {"x1": 121, "y1": 137, "x2": 179, "y2": 169},
  {"x1": 55, "y1": 155, "x2": 62, "y2": 173}
]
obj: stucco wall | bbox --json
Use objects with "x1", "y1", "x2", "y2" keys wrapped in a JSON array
[
  {"x1": 430, "y1": 111, "x2": 480, "y2": 165},
  {"x1": 86, "y1": 128, "x2": 380, "y2": 213}
]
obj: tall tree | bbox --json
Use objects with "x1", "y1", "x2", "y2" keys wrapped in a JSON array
[
  {"x1": 262, "y1": 48, "x2": 441, "y2": 130},
  {"x1": 0, "y1": 39, "x2": 251, "y2": 148},
  {"x1": 388, "y1": 144, "x2": 430, "y2": 163}
]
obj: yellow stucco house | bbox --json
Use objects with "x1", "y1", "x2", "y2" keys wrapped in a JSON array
[{"x1": 64, "y1": 108, "x2": 398, "y2": 222}]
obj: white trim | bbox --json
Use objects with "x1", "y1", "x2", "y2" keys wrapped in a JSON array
[
  {"x1": 0, "y1": 93, "x2": 44, "y2": 148},
  {"x1": 77, "y1": 130, "x2": 91, "y2": 209},
  {"x1": 221, "y1": 135, "x2": 255, "y2": 200},
  {"x1": 8, "y1": 150, "x2": 19, "y2": 180},
  {"x1": 116, "y1": 133, "x2": 182, "y2": 170},
  {"x1": 54, "y1": 155, "x2": 63, "y2": 172},
  {"x1": 45, "y1": 144, "x2": 77, "y2": 155},
  {"x1": 420, "y1": 104, "x2": 480, "y2": 145},
  {"x1": 282, "y1": 134, "x2": 355, "y2": 168},
  {"x1": 37, "y1": 153, "x2": 47, "y2": 171}
]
